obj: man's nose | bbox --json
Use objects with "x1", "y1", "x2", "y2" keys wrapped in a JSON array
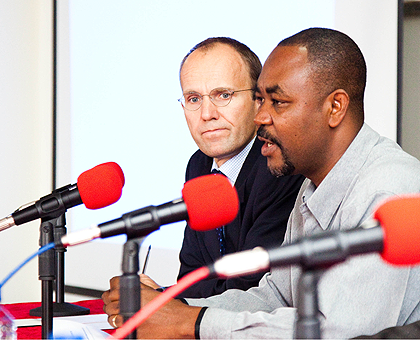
[{"x1": 200, "y1": 95, "x2": 220, "y2": 120}]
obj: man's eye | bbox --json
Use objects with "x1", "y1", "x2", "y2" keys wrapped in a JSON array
[
  {"x1": 273, "y1": 99, "x2": 285, "y2": 106},
  {"x1": 254, "y1": 95, "x2": 263, "y2": 104},
  {"x1": 218, "y1": 92, "x2": 232, "y2": 100},
  {"x1": 187, "y1": 96, "x2": 200, "y2": 103}
]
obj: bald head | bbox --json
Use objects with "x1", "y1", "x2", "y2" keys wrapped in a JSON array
[{"x1": 180, "y1": 37, "x2": 262, "y2": 90}]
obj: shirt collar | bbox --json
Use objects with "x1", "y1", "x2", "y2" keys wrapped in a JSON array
[
  {"x1": 211, "y1": 137, "x2": 256, "y2": 185},
  {"x1": 302, "y1": 124, "x2": 380, "y2": 230}
]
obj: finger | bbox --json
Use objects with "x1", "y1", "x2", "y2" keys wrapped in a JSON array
[
  {"x1": 103, "y1": 300, "x2": 120, "y2": 316},
  {"x1": 109, "y1": 276, "x2": 120, "y2": 289},
  {"x1": 107, "y1": 286, "x2": 121, "y2": 301},
  {"x1": 108, "y1": 314, "x2": 123, "y2": 328},
  {"x1": 102, "y1": 290, "x2": 111, "y2": 305}
]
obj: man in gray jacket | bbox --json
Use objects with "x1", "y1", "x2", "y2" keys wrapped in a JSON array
[{"x1": 102, "y1": 27, "x2": 420, "y2": 339}]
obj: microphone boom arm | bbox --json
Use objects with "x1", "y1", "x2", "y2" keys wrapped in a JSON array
[{"x1": 96, "y1": 199, "x2": 188, "y2": 240}]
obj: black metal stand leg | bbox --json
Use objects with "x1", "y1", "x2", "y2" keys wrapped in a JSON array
[
  {"x1": 30, "y1": 215, "x2": 90, "y2": 318},
  {"x1": 120, "y1": 238, "x2": 144, "y2": 339},
  {"x1": 294, "y1": 267, "x2": 323, "y2": 339},
  {"x1": 53, "y1": 222, "x2": 89, "y2": 316},
  {"x1": 56, "y1": 251, "x2": 65, "y2": 303},
  {"x1": 55, "y1": 221, "x2": 68, "y2": 305},
  {"x1": 41, "y1": 280, "x2": 54, "y2": 339},
  {"x1": 29, "y1": 220, "x2": 55, "y2": 339}
]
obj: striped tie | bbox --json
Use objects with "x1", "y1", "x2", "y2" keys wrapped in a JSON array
[{"x1": 211, "y1": 169, "x2": 226, "y2": 256}]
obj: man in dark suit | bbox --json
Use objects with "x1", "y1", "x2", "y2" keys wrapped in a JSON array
[
  {"x1": 133, "y1": 37, "x2": 303, "y2": 301},
  {"x1": 171, "y1": 37, "x2": 304, "y2": 298},
  {"x1": 178, "y1": 139, "x2": 304, "y2": 298}
]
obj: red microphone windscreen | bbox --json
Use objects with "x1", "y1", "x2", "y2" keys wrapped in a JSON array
[
  {"x1": 182, "y1": 174, "x2": 239, "y2": 231},
  {"x1": 77, "y1": 162, "x2": 125, "y2": 210},
  {"x1": 105, "y1": 161, "x2": 125, "y2": 187},
  {"x1": 374, "y1": 195, "x2": 420, "y2": 265}
]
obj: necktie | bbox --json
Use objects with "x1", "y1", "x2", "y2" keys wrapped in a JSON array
[{"x1": 211, "y1": 169, "x2": 226, "y2": 256}]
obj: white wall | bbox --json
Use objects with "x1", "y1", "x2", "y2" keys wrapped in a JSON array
[
  {"x1": 335, "y1": 0, "x2": 399, "y2": 141},
  {"x1": 401, "y1": 14, "x2": 420, "y2": 160},
  {"x1": 0, "y1": 1, "x2": 53, "y2": 303}
]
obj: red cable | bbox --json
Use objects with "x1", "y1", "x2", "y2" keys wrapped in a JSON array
[{"x1": 108, "y1": 266, "x2": 211, "y2": 339}]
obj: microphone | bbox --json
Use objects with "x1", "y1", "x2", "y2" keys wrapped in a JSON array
[
  {"x1": 0, "y1": 162, "x2": 125, "y2": 232},
  {"x1": 212, "y1": 195, "x2": 420, "y2": 278},
  {"x1": 58, "y1": 173, "x2": 239, "y2": 247}
]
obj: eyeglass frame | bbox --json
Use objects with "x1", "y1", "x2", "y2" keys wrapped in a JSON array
[{"x1": 178, "y1": 87, "x2": 254, "y2": 111}]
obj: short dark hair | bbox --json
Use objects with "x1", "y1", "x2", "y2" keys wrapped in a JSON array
[
  {"x1": 180, "y1": 37, "x2": 262, "y2": 87},
  {"x1": 279, "y1": 28, "x2": 367, "y2": 117}
]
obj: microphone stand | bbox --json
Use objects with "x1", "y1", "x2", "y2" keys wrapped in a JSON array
[
  {"x1": 53, "y1": 221, "x2": 90, "y2": 316},
  {"x1": 29, "y1": 216, "x2": 61, "y2": 339},
  {"x1": 118, "y1": 205, "x2": 169, "y2": 338},
  {"x1": 119, "y1": 237, "x2": 144, "y2": 339},
  {"x1": 294, "y1": 266, "x2": 324, "y2": 339},
  {"x1": 29, "y1": 214, "x2": 89, "y2": 339}
]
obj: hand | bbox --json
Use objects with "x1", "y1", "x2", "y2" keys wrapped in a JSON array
[
  {"x1": 102, "y1": 276, "x2": 122, "y2": 328},
  {"x1": 140, "y1": 273, "x2": 161, "y2": 289},
  {"x1": 136, "y1": 282, "x2": 201, "y2": 339},
  {"x1": 102, "y1": 275, "x2": 162, "y2": 328},
  {"x1": 101, "y1": 275, "x2": 160, "y2": 327},
  {"x1": 102, "y1": 275, "x2": 203, "y2": 339}
]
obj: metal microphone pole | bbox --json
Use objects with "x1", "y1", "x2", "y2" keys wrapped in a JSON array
[
  {"x1": 29, "y1": 215, "x2": 62, "y2": 339},
  {"x1": 29, "y1": 213, "x2": 90, "y2": 339},
  {"x1": 30, "y1": 214, "x2": 89, "y2": 317},
  {"x1": 294, "y1": 266, "x2": 324, "y2": 339},
  {"x1": 53, "y1": 221, "x2": 90, "y2": 316},
  {"x1": 120, "y1": 238, "x2": 144, "y2": 339},
  {"x1": 118, "y1": 206, "x2": 163, "y2": 339}
]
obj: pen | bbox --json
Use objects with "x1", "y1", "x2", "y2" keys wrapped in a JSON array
[{"x1": 142, "y1": 245, "x2": 152, "y2": 274}]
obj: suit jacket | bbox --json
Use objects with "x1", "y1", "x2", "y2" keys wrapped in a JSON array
[{"x1": 177, "y1": 138, "x2": 304, "y2": 298}]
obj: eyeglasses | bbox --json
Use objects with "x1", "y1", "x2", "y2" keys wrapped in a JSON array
[{"x1": 178, "y1": 88, "x2": 253, "y2": 111}]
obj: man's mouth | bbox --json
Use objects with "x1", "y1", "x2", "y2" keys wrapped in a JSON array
[
  {"x1": 202, "y1": 126, "x2": 227, "y2": 134},
  {"x1": 257, "y1": 127, "x2": 277, "y2": 147},
  {"x1": 257, "y1": 135, "x2": 276, "y2": 149}
]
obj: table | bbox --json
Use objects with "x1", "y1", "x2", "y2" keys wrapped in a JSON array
[{"x1": 4, "y1": 299, "x2": 111, "y2": 339}]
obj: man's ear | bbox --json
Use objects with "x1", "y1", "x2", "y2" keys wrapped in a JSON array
[{"x1": 327, "y1": 89, "x2": 349, "y2": 128}]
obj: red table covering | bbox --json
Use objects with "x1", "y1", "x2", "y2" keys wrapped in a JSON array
[{"x1": 4, "y1": 299, "x2": 110, "y2": 339}]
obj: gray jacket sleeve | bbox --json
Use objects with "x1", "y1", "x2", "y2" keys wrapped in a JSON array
[
  {"x1": 187, "y1": 256, "x2": 420, "y2": 339},
  {"x1": 186, "y1": 267, "x2": 297, "y2": 339}
]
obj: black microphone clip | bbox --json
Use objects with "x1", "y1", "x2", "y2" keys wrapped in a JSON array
[{"x1": 13, "y1": 183, "x2": 82, "y2": 226}]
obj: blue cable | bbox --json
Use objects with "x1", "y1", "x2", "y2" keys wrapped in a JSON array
[{"x1": 0, "y1": 242, "x2": 55, "y2": 301}]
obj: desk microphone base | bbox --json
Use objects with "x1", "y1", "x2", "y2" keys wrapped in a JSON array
[{"x1": 29, "y1": 302, "x2": 90, "y2": 317}]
